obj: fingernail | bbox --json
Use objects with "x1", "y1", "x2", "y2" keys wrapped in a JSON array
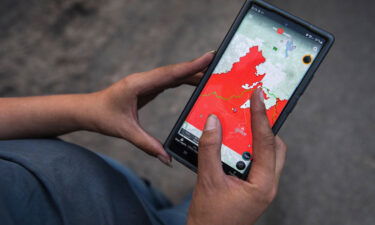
[
  {"x1": 205, "y1": 114, "x2": 218, "y2": 131},
  {"x1": 257, "y1": 88, "x2": 264, "y2": 102},
  {"x1": 208, "y1": 50, "x2": 217, "y2": 55},
  {"x1": 158, "y1": 155, "x2": 173, "y2": 168}
]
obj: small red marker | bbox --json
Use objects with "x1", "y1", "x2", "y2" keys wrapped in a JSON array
[{"x1": 277, "y1": 28, "x2": 284, "y2": 34}]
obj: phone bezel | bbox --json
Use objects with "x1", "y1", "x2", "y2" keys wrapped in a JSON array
[{"x1": 163, "y1": 0, "x2": 335, "y2": 180}]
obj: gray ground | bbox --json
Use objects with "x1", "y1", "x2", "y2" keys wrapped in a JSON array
[{"x1": 0, "y1": 0, "x2": 374, "y2": 224}]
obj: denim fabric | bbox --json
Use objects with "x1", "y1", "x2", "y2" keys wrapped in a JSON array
[
  {"x1": 0, "y1": 139, "x2": 191, "y2": 225},
  {"x1": 99, "y1": 154, "x2": 191, "y2": 225}
]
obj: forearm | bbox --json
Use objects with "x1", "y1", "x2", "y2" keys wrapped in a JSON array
[{"x1": 0, "y1": 93, "x2": 98, "y2": 139}]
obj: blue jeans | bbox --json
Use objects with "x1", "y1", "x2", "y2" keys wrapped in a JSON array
[
  {"x1": 99, "y1": 154, "x2": 191, "y2": 225},
  {"x1": 0, "y1": 139, "x2": 190, "y2": 225}
]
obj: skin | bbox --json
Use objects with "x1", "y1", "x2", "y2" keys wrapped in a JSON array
[
  {"x1": 187, "y1": 89, "x2": 287, "y2": 225},
  {"x1": 0, "y1": 51, "x2": 214, "y2": 165},
  {"x1": 0, "y1": 51, "x2": 287, "y2": 224}
]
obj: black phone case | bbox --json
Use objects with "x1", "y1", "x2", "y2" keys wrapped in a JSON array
[{"x1": 163, "y1": 0, "x2": 335, "y2": 179}]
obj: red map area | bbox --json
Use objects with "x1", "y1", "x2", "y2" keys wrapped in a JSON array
[{"x1": 186, "y1": 46, "x2": 288, "y2": 156}]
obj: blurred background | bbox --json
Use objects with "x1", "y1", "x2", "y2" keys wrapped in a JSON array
[{"x1": 0, "y1": 0, "x2": 374, "y2": 224}]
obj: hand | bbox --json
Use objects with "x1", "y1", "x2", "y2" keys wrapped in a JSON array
[
  {"x1": 86, "y1": 52, "x2": 215, "y2": 166},
  {"x1": 187, "y1": 89, "x2": 287, "y2": 225}
]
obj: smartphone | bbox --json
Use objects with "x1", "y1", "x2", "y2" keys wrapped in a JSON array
[{"x1": 164, "y1": 0, "x2": 334, "y2": 179}]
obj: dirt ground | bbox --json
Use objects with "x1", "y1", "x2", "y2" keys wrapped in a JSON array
[{"x1": 0, "y1": 0, "x2": 374, "y2": 224}]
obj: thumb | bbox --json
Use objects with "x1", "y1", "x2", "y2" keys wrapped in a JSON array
[
  {"x1": 197, "y1": 114, "x2": 225, "y2": 181},
  {"x1": 125, "y1": 122, "x2": 172, "y2": 167}
]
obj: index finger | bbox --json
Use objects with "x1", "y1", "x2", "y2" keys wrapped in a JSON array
[
  {"x1": 134, "y1": 52, "x2": 214, "y2": 94},
  {"x1": 247, "y1": 88, "x2": 276, "y2": 188}
]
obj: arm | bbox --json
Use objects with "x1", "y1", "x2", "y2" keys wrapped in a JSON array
[
  {"x1": 0, "y1": 52, "x2": 215, "y2": 166},
  {"x1": 0, "y1": 94, "x2": 96, "y2": 139}
]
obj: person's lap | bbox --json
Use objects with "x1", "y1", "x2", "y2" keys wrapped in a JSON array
[
  {"x1": 0, "y1": 138, "x2": 191, "y2": 225},
  {"x1": 98, "y1": 154, "x2": 191, "y2": 225}
]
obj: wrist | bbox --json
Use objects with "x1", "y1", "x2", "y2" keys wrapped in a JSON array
[{"x1": 69, "y1": 92, "x2": 104, "y2": 133}]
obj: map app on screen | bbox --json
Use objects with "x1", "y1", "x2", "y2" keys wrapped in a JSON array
[{"x1": 177, "y1": 5, "x2": 324, "y2": 173}]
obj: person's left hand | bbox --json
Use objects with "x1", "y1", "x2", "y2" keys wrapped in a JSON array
[{"x1": 85, "y1": 52, "x2": 215, "y2": 166}]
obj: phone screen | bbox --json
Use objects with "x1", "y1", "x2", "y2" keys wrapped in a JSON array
[{"x1": 175, "y1": 4, "x2": 325, "y2": 174}]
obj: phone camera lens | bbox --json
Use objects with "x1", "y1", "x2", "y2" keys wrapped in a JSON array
[
  {"x1": 303, "y1": 55, "x2": 312, "y2": 64},
  {"x1": 236, "y1": 161, "x2": 246, "y2": 170},
  {"x1": 242, "y1": 152, "x2": 252, "y2": 161}
]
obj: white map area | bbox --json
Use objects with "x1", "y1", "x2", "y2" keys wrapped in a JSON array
[
  {"x1": 213, "y1": 10, "x2": 321, "y2": 110},
  {"x1": 242, "y1": 82, "x2": 259, "y2": 90},
  {"x1": 213, "y1": 35, "x2": 264, "y2": 74},
  {"x1": 240, "y1": 100, "x2": 251, "y2": 109}
]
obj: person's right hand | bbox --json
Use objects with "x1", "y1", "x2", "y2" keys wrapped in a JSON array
[{"x1": 187, "y1": 88, "x2": 287, "y2": 225}]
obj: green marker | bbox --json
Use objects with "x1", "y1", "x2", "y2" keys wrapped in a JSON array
[{"x1": 273, "y1": 46, "x2": 278, "y2": 51}]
